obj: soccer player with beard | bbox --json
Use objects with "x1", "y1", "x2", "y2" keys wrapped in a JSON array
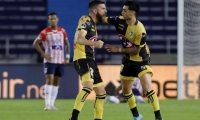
[{"x1": 69, "y1": 0, "x2": 107, "y2": 120}]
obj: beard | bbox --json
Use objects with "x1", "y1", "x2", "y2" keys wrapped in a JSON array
[{"x1": 96, "y1": 12, "x2": 104, "y2": 22}]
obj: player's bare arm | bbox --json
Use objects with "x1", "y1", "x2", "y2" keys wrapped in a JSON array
[
  {"x1": 33, "y1": 39, "x2": 51, "y2": 62},
  {"x1": 76, "y1": 30, "x2": 104, "y2": 48},
  {"x1": 105, "y1": 44, "x2": 140, "y2": 55},
  {"x1": 63, "y1": 38, "x2": 70, "y2": 65}
]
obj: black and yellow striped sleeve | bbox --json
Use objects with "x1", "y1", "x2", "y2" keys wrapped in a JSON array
[
  {"x1": 77, "y1": 16, "x2": 91, "y2": 33},
  {"x1": 105, "y1": 16, "x2": 124, "y2": 26}
]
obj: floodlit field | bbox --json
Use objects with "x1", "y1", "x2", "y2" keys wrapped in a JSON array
[{"x1": 0, "y1": 99, "x2": 199, "y2": 120}]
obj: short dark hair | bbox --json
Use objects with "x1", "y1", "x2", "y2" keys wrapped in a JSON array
[
  {"x1": 88, "y1": 0, "x2": 105, "y2": 9},
  {"x1": 48, "y1": 12, "x2": 57, "y2": 16},
  {"x1": 123, "y1": 0, "x2": 140, "y2": 13}
]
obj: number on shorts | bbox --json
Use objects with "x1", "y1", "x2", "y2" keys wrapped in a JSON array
[
  {"x1": 44, "y1": 68, "x2": 47, "y2": 74},
  {"x1": 89, "y1": 67, "x2": 94, "y2": 79}
]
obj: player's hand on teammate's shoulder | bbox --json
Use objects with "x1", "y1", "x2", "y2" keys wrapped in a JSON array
[
  {"x1": 43, "y1": 54, "x2": 52, "y2": 62},
  {"x1": 105, "y1": 44, "x2": 119, "y2": 52},
  {"x1": 94, "y1": 40, "x2": 104, "y2": 48},
  {"x1": 63, "y1": 59, "x2": 70, "y2": 65}
]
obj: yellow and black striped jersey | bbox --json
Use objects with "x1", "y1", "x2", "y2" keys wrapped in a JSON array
[
  {"x1": 105, "y1": 16, "x2": 150, "y2": 62},
  {"x1": 73, "y1": 15, "x2": 98, "y2": 61}
]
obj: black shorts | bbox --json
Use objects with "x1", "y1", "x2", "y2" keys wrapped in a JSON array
[
  {"x1": 120, "y1": 57, "x2": 153, "y2": 80},
  {"x1": 44, "y1": 62, "x2": 64, "y2": 77},
  {"x1": 74, "y1": 58, "x2": 103, "y2": 87}
]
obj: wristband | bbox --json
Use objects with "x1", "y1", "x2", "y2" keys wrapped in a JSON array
[
  {"x1": 118, "y1": 48, "x2": 122, "y2": 52},
  {"x1": 65, "y1": 54, "x2": 70, "y2": 59}
]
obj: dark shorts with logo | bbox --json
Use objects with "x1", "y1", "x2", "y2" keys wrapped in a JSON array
[
  {"x1": 120, "y1": 57, "x2": 152, "y2": 78},
  {"x1": 44, "y1": 62, "x2": 64, "y2": 77},
  {"x1": 73, "y1": 58, "x2": 103, "y2": 85}
]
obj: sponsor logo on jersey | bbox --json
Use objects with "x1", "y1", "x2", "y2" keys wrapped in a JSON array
[
  {"x1": 86, "y1": 21, "x2": 90, "y2": 25},
  {"x1": 52, "y1": 45, "x2": 63, "y2": 50},
  {"x1": 141, "y1": 65, "x2": 146, "y2": 70},
  {"x1": 130, "y1": 32, "x2": 134, "y2": 38},
  {"x1": 81, "y1": 23, "x2": 86, "y2": 28},
  {"x1": 118, "y1": 34, "x2": 134, "y2": 48},
  {"x1": 89, "y1": 36, "x2": 98, "y2": 49}
]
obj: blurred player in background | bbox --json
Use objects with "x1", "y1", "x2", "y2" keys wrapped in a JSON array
[
  {"x1": 105, "y1": 78, "x2": 145, "y2": 104},
  {"x1": 69, "y1": 0, "x2": 107, "y2": 120},
  {"x1": 33, "y1": 12, "x2": 70, "y2": 110},
  {"x1": 104, "y1": 0, "x2": 163, "y2": 120}
]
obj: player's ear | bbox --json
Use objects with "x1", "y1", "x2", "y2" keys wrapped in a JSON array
[
  {"x1": 130, "y1": 10, "x2": 135, "y2": 16},
  {"x1": 93, "y1": 9, "x2": 97, "y2": 14},
  {"x1": 57, "y1": 17, "x2": 59, "y2": 22}
]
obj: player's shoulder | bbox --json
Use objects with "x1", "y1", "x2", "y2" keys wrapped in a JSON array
[
  {"x1": 136, "y1": 20, "x2": 145, "y2": 28},
  {"x1": 42, "y1": 27, "x2": 52, "y2": 33},
  {"x1": 78, "y1": 15, "x2": 93, "y2": 26},
  {"x1": 78, "y1": 15, "x2": 93, "y2": 29},
  {"x1": 40, "y1": 27, "x2": 49, "y2": 34},
  {"x1": 57, "y1": 27, "x2": 66, "y2": 32},
  {"x1": 79, "y1": 15, "x2": 91, "y2": 22},
  {"x1": 136, "y1": 20, "x2": 146, "y2": 32}
]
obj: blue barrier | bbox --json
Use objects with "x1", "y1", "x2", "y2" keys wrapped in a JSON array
[{"x1": 0, "y1": 64, "x2": 78, "y2": 99}]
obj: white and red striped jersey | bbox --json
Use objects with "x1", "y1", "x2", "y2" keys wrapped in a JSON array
[
  {"x1": 37, "y1": 26, "x2": 68, "y2": 64},
  {"x1": 133, "y1": 78, "x2": 143, "y2": 96}
]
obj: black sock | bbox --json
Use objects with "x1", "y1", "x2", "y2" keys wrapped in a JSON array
[
  {"x1": 154, "y1": 110, "x2": 162, "y2": 119},
  {"x1": 71, "y1": 109, "x2": 80, "y2": 120},
  {"x1": 130, "y1": 107, "x2": 139, "y2": 117}
]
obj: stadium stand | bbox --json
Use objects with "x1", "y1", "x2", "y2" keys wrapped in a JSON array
[
  {"x1": 0, "y1": 0, "x2": 46, "y2": 61},
  {"x1": 0, "y1": 0, "x2": 177, "y2": 64}
]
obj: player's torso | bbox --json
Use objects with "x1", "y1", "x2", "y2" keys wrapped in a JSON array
[
  {"x1": 43, "y1": 28, "x2": 65, "y2": 64},
  {"x1": 115, "y1": 19, "x2": 150, "y2": 62},
  {"x1": 73, "y1": 16, "x2": 98, "y2": 61}
]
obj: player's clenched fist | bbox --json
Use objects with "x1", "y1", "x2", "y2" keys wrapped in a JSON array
[{"x1": 94, "y1": 40, "x2": 104, "y2": 48}]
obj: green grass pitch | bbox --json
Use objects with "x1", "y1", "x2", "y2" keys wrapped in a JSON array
[{"x1": 0, "y1": 99, "x2": 199, "y2": 120}]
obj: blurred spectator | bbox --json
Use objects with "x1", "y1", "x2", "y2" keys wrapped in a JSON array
[{"x1": 105, "y1": 78, "x2": 145, "y2": 104}]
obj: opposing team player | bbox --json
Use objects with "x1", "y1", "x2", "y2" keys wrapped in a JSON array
[{"x1": 33, "y1": 12, "x2": 70, "y2": 110}]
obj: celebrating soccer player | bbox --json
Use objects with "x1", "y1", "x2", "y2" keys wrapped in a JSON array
[
  {"x1": 69, "y1": 0, "x2": 107, "y2": 120},
  {"x1": 104, "y1": 1, "x2": 163, "y2": 120},
  {"x1": 33, "y1": 12, "x2": 70, "y2": 110}
]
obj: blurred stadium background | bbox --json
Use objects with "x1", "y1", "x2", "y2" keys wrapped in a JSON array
[
  {"x1": 0, "y1": 0, "x2": 188, "y2": 99},
  {"x1": 1, "y1": 0, "x2": 200, "y2": 119},
  {"x1": 0, "y1": 0, "x2": 177, "y2": 64}
]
